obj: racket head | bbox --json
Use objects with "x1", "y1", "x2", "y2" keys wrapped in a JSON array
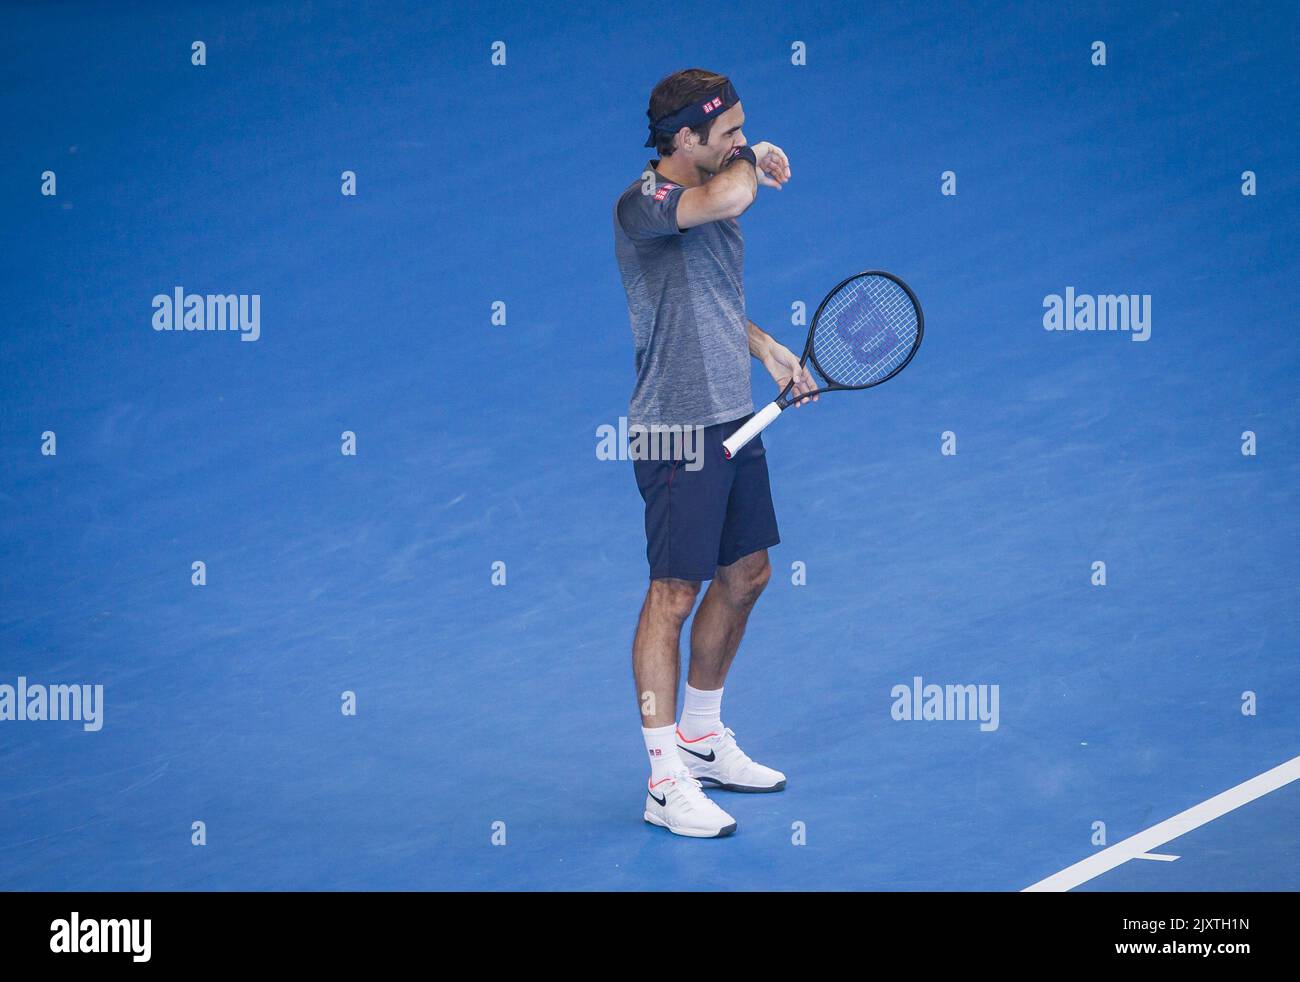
[{"x1": 806, "y1": 271, "x2": 924, "y2": 391}]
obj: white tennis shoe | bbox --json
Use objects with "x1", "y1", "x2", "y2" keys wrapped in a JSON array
[
  {"x1": 676, "y1": 725, "x2": 787, "y2": 792},
  {"x1": 643, "y1": 765, "x2": 737, "y2": 838}
]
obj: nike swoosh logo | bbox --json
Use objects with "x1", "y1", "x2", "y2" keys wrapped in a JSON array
[
  {"x1": 678, "y1": 746, "x2": 716, "y2": 762},
  {"x1": 649, "y1": 791, "x2": 667, "y2": 806}
]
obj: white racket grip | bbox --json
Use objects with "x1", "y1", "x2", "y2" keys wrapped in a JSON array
[{"x1": 723, "y1": 401, "x2": 782, "y2": 459}]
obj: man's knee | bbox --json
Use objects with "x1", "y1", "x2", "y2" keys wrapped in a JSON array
[
  {"x1": 721, "y1": 551, "x2": 771, "y2": 608},
  {"x1": 647, "y1": 578, "x2": 701, "y2": 622}
]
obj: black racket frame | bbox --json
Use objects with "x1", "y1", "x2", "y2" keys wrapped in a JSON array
[{"x1": 774, "y1": 269, "x2": 925, "y2": 408}]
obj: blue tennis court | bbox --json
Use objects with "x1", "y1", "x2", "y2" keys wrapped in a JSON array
[{"x1": 1, "y1": 0, "x2": 1296, "y2": 890}]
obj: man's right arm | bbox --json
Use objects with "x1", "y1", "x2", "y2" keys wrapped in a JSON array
[{"x1": 675, "y1": 153, "x2": 759, "y2": 229}]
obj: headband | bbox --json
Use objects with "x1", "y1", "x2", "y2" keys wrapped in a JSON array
[{"x1": 644, "y1": 81, "x2": 740, "y2": 148}]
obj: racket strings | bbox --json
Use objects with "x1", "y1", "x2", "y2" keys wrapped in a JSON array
[{"x1": 813, "y1": 275, "x2": 919, "y2": 388}]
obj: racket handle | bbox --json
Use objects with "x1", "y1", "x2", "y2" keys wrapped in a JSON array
[{"x1": 723, "y1": 402, "x2": 782, "y2": 459}]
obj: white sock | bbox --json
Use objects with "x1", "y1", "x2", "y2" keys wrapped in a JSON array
[
  {"x1": 642, "y1": 722, "x2": 682, "y2": 783},
  {"x1": 679, "y1": 683, "x2": 723, "y2": 740}
]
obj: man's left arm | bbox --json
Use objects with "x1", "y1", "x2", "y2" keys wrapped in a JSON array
[{"x1": 748, "y1": 319, "x2": 818, "y2": 407}]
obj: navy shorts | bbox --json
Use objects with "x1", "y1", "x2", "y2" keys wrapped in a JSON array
[{"x1": 632, "y1": 414, "x2": 780, "y2": 581}]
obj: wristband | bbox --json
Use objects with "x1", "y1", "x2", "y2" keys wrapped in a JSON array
[{"x1": 725, "y1": 146, "x2": 757, "y2": 168}]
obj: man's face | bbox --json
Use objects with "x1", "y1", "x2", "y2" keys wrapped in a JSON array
[{"x1": 685, "y1": 100, "x2": 746, "y2": 174}]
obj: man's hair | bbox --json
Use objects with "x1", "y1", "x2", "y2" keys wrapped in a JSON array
[{"x1": 646, "y1": 68, "x2": 731, "y2": 158}]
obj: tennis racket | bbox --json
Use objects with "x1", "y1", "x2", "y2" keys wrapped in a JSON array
[{"x1": 722, "y1": 270, "x2": 924, "y2": 459}]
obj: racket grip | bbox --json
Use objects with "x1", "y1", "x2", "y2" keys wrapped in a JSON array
[{"x1": 723, "y1": 402, "x2": 782, "y2": 459}]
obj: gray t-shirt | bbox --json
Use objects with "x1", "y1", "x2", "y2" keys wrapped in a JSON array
[{"x1": 613, "y1": 159, "x2": 753, "y2": 427}]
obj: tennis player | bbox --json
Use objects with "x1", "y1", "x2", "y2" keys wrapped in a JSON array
[{"x1": 612, "y1": 69, "x2": 816, "y2": 837}]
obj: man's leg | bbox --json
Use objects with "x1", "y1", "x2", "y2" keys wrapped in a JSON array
[
  {"x1": 676, "y1": 547, "x2": 786, "y2": 793},
  {"x1": 630, "y1": 421, "x2": 747, "y2": 833},
  {"x1": 687, "y1": 548, "x2": 772, "y2": 689},
  {"x1": 632, "y1": 577, "x2": 700, "y2": 728},
  {"x1": 633, "y1": 576, "x2": 739, "y2": 836}
]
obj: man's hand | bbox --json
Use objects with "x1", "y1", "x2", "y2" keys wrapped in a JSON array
[
  {"x1": 746, "y1": 141, "x2": 791, "y2": 190},
  {"x1": 761, "y1": 341, "x2": 818, "y2": 407}
]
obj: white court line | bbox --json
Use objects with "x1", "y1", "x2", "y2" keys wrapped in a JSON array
[{"x1": 1024, "y1": 753, "x2": 1300, "y2": 892}]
